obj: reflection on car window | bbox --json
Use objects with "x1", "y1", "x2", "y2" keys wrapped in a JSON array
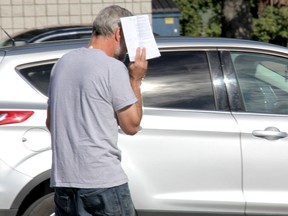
[
  {"x1": 232, "y1": 52, "x2": 288, "y2": 114},
  {"x1": 43, "y1": 33, "x2": 91, "y2": 42},
  {"x1": 18, "y1": 63, "x2": 54, "y2": 96},
  {"x1": 17, "y1": 51, "x2": 215, "y2": 111},
  {"x1": 142, "y1": 51, "x2": 215, "y2": 110}
]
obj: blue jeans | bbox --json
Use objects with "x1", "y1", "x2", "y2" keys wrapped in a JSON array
[{"x1": 54, "y1": 183, "x2": 136, "y2": 216}]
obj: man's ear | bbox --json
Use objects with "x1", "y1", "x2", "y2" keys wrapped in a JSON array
[{"x1": 115, "y1": 27, "x2": 121, "y2": 42}]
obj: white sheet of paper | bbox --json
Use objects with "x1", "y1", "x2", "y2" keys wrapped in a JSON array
[{"x1": 120, "y1": 15, "x2": 161, "y2": 61}]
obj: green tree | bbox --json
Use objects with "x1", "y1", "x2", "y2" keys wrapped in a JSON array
[
  {"x1": 174, "y1": 0, "x2": 219, "y2": 36},
  {"x1": 252, "y1": 5, "x2": 288, "y2": 46},
  {"x1": 174, "y1": 0, "x2": 251, "y2": 38},
  {"x1": 174, "y1": 0, "x2": 288, "y2": 47},
  {"x1": 173, "y1": 0, "x2": 203, "y2": 36},
  {"x1": 203, "y1": 1, "x2": 221, "y2": 37}
]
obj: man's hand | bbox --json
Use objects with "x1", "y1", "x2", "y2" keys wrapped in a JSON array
[{"x1": 128, "y1": 47, "x2": 148, "y2": 81}]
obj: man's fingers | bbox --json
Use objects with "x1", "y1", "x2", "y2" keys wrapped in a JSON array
[
  {"x1": 134, "y1": 47, "x2": 146, "y2": 62},
  {"x1": 135, "y1": 47, "x2": 141, "y2": 61},
  {"x1": 140, "y1": 47, "x2": 146, "y2": 61}
]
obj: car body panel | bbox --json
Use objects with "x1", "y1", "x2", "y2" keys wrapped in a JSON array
[
  {"x1": 235, "y1": 113, "x2": 288, "y2": 215},
  {"x1": 221, "y1": 46, "x2": 288, "y2": 215},
  {"x1": 0, "y1": 159, "x2": 32, "y2": 209},
  {"x1": 120, "y1": 109, "x2": 244, "y2": 213}
]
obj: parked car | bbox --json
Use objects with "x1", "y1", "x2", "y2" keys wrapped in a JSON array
[
  {"x1": 0, "y1": 37, "x2": 288, "y2": 216},
  {"x1": 0, "y1": 26, "x2": 158, "y2": 47},
  {"x1": 0, "y1": 25, "x2": 92, "y2": 47}
]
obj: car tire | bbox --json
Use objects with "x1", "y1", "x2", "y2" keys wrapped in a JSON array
[{"x1": 22, "y1": 193, "x2": 55, "y2": 216}]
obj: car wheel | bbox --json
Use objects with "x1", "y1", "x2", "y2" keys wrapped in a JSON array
[{"x1": 23, "y1": 193, "x2": 55, "y2": 216}]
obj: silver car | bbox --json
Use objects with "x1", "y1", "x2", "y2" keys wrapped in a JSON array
[{"x1": 1, "y1": 37, "x2": 288, "y2": 216}]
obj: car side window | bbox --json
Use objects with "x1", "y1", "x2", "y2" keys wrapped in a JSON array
[
  {"x1": 232, "y1": 52, "x2": 288, "y2": 114},
  {"x1": 142, "y1": 51, "x2": 215, "y2": 110},
  {"x1": 17, "y1": 63, "x2": 54, "y2": 96},
  {"x1": 18, "y1": 51, "x2": 215, "y2": 111}
]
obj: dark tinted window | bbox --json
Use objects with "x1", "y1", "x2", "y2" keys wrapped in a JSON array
[
  {"x1": 18, "y1": 63, "x2": 54, "y2": 96},
  {"x1": 142, "y1": 51, "x2": 215, "y2": 110}
]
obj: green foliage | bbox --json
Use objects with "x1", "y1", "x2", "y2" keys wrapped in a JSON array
[
  {"x1": 204, "y1": 2, "x2": 221, "y2": 37},
  {"x1": 278, "y1": 7, "x2": 288, "y2": 39},
  {"x1": 252, "y1": 7, "x2": 278, "y2": 42},
  {"x1": 252, "y1": 6, "x2": 288, "y2": 46},
  {"x1": 205, "y1": 15, "x2": 221, "y2": 37},
  {"x1": 173, "y1": 0, "x2": 203, "y2": 36},
  {"x1": 174, "y1": 0, "x2": 287, "y2": 46},
  {"x1": 174, "y1": 0, "x2": 221, "y2": 36}
]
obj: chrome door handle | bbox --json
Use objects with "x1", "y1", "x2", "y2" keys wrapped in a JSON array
[{"x1": 252, "y1": 127, "x2": 287, "y2": 141}]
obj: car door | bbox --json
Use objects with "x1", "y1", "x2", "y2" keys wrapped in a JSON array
[
  {"x1": 119, "y1": 50, "x2": 245, "y2": 215},
  {"x1": 226, "y1": 51, "x2": 288, "y2": 215}
]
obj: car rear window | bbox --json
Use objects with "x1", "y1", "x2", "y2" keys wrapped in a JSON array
[{"x1": 17, "y1": 63, "x2": 54, "y2": 96}]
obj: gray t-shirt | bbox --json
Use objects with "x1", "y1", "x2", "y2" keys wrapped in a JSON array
[{"x1": 48, "y1": 47, "x2": 137, "y2": 188}]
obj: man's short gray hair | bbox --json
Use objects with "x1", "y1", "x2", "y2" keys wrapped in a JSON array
[{"x1": 92, "y1": 5, "x2": 133, "y2": 37}]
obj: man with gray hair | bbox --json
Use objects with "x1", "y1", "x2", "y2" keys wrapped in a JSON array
[{"x1": 46, "y1": 5, "x2": 147, "y2": 216}]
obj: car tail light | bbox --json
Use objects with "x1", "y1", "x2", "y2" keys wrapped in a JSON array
[{"x1": 0, "y1": 111, "x2": 34, "y2": 126}]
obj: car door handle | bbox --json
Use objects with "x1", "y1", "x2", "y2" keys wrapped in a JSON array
[{"x1": 252, "y1": 127, "x2": 287, "y2": 141}]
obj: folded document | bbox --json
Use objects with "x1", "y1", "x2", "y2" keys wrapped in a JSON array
[{"x1": 121, "y1": 15, "x2": 161, "y2": 61}]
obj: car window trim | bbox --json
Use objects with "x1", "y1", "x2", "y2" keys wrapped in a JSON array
[
  {"x1": 15, "y1": 59, "x2": 58, "y2": 70},
  {"x1": 220, "y1": 50, "x2": 244, "y2": 112},
  {"x1": 207, "y1": 51, "x2": 230, "y2": 111}
]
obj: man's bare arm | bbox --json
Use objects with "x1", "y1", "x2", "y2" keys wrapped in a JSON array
[{"x1": 117, "y1": 47, "x2": 147, "y2": 135}]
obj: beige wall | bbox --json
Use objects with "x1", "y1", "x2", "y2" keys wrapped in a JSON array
[{"x1": 0, "y1": 0, "x2": 152, "y2": 40}]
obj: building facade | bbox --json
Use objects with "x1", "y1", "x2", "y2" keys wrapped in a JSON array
[{"x1": 0, "y1": 0, "x2": 152, "y2": 40}]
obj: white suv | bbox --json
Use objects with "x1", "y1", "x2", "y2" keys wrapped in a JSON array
[{"x1": 1, "y1": 37, "x2": 288, "y2": 216}]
